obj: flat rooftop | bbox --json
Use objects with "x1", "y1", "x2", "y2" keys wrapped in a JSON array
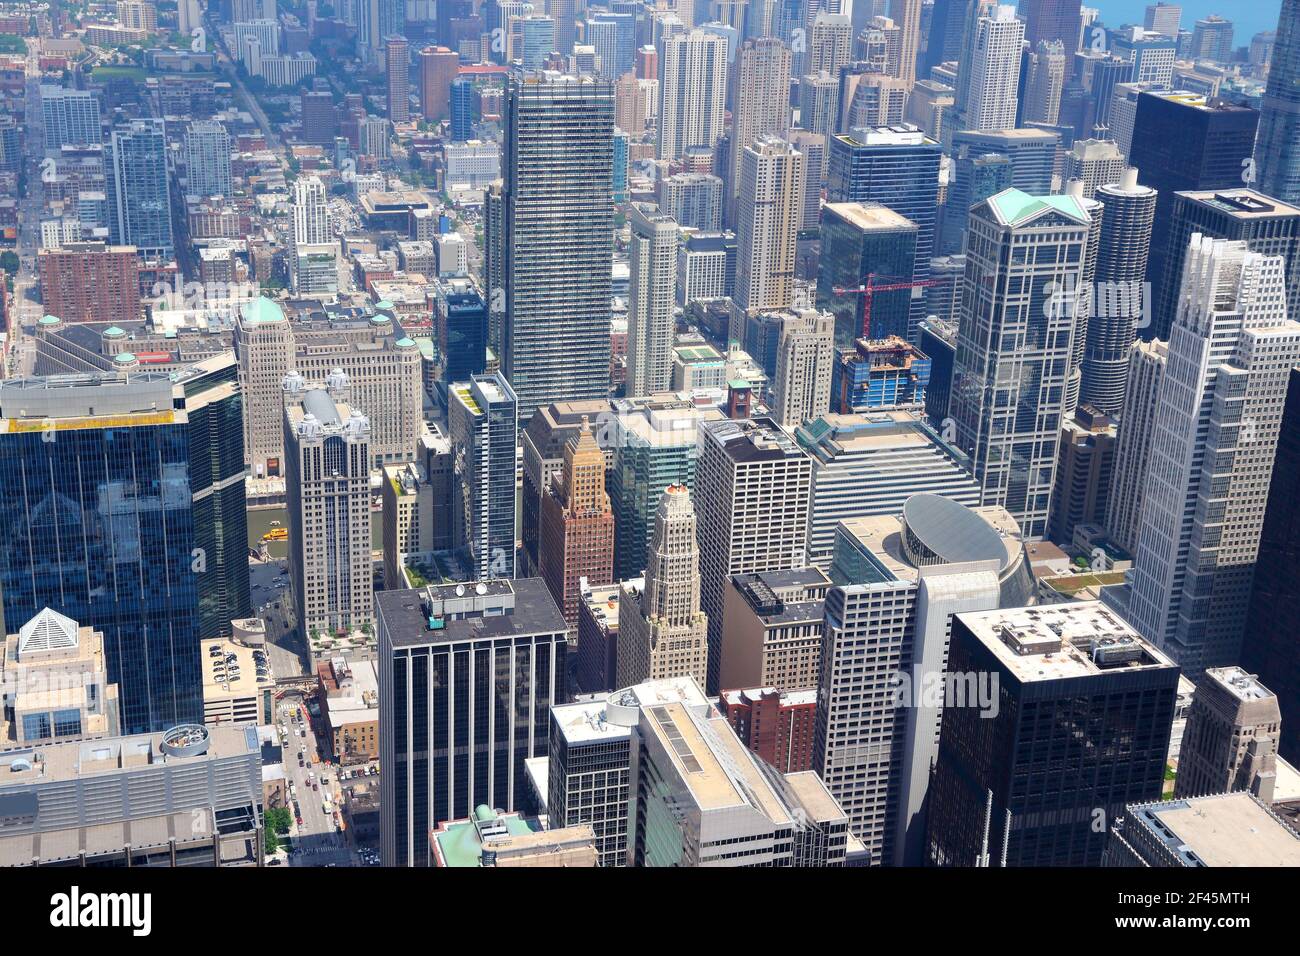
[
  {"x1": 702, "y1": 416, "x2": 806, "y2": 464},
  {"x1": 376, "y1": 578, "x2": 568, "y2": 649},
  {"x1": 1131, "y1": 792, "x2": 1300, "y2": 867},
  {"x1": 1204, "y1": 666, "x2": 1277, "y2": 703},
  {"x1": 823, "y1": 201, "x2": 917, "y2": 232},
  {"x1": 1178, "y1": 188, "x2": 1300, "y2": 220}
]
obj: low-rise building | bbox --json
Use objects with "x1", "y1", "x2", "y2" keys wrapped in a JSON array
[
  {"x1": 201, "y1": 636, "x2": 274, "y2": 727},
  {"x1": 431, "y1": 808, "x2": 597, "y2": 867},
  {"x1": 319, "y1": 656, "x2": 379, "y2": 763}
]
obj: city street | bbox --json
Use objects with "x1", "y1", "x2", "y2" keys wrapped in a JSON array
[{"x1": 276, "y1": 699, "x2": 362, "y2": 868}]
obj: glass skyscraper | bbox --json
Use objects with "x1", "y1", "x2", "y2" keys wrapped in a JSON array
[
  {"x1": 1253, "y1": 0, "x2": 1300, "y2": 203},
  {"x1": 105, "y1": 118, "x2": 175, "y2": 260},
  {"x1": 0, "y1": 356, "x2": 249, "y2": 733}
]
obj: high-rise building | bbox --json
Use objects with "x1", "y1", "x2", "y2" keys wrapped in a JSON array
[
  {"x1": 949, "y1": 4, "x2": 1024, "y2": 135},
  {"x1": 727, "y1": 37, "x2": 791, "y2": 222},
  {"x1": 37, "y1": 242, "x2": 141, "y2": 326},
  {"x1": 1125, "y1": 237, "x2": 1300, "y2": 678},
  {"x1": 695, "y1": 418, "x2": 811, "y2": 694},
  {"x1": 1061, "y1": 138, "x2": 1125, "y2": 200},
  {"x1": 795, "y1": 411, "x2": 982, "y2": 568},
  {"x1": 1154, "y1": 189, "x2": 1300, "y2": 347},
  {"x1": 734, "y1": 137, "x2": 805, "y2": 313},
  {"x1": 826, "y1": 125, "x2": 941, "y2": 341},
  {"x1": 539, "y1": 420, "x2": 615, "y2": 628},
  {"x1": 1254, "y1": 0, "x2": 1300, "y2": 205},
  {"x1": 787, "y1": 128, "x2": 827, "y2": 231},
  {"x1": 1021, "y1": 40, "x2": 1066, "y2": 126},
  {"x1": 771, "y1": 308, "x2": 835, "y2": 427},
  {"x1": 717, "y1": 567, "x2": 831, "y2": 693},
  {"x1": 657, "y1": 30, "x2": 728, "y2": 160},
  {"x1": 1145, "y1": 2, "x2": 1182, "y2": 36},
  {"x1": 502, "y1": 73, "x2": 614, "y2": 421},
  {"x1": 657, "y1": 172, "x2": 722, "y2": 232},
  {"x1": 1020, "y1": 0, "x2": 1083, "y2": 62},
  {"x1": 417, "y1": 47, "x2": 458, "y2": 123},
  {"x1": 1078, "y1": 169, "x2": 1157, "y2": 415},
  {"x1": 616, "y1": 485, "x2": 710, "y2": 687},
  {"x1": 386, "y1": 35, "x2": 410, "y2": 123},
  {"x1": 925, "y1": 602, "x2": 1178, "y2": 867},
  {"x1": 1105, "y1": 791, "x2": 1300, "y2": 867},
  {"x1": 886, "y1": 0, "x2": 921, "y2": 88},
  {"x1": 940, "y1": 127, "x2": 1059, "y2": 255},
  {"x1": 1047, "y1": 405, "x2": 1117, "y2": 545},
  {"x1": 816, "y1": 202, "x2": 917, "y2": 348},
  {"x1": 1128, "y1": 91, "x2": 1260, "y2": 340},
  {"x1": 1111, "y1": 27, "x2": 1177, "y2": 88},
  {"x1": 948, "y1": 188, "x2": 1092, "y2": 538},
  {"x1": 40, "y1": 85, "x2": 101, "y2": 150},
  {"x1": 184, "y1": 120, "x2": 233, "y2": 199},
  {"x1": 815, "y1": 497, "x2": 1033, "y2": 865},
  {"x1": 0, "y1": 357, "x2": 250, "y2": 733},
  {"x1": 626, "y1": 204, "x2": 679, "y2": 396},
  {"x1": 105, "y1": 119, "x2": 173, "y2": 260},
  {"x1": 450, "y1": 373, "x2": 519, "y2": 581},
  {"x1": 283, "y1": 379, "x2": 373, "y2": 642},
  {"x1": 378, "y1": 579, "x2": 568, "y2": 863},
  {"x1": 1175, "y1": 667, "x2": 1282, "y2": 801},
  {"x1": 1104, "y1": 339, "x2": 1168, "y2": 556},
  {"x1": 719, "y1": 687, "x2": 818, "y2": 773},
  {"x1": 1189, "y1": 15, "x2": 1234, "y2": 63}
]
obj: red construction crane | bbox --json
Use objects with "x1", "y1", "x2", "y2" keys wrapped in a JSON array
[{"x1": 833, "y1": 273, "x2": 942, "y2": 339}]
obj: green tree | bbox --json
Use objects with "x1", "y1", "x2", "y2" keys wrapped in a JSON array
[{"x1": 0, "y1": 251, "x2": 19, "y2": 276}]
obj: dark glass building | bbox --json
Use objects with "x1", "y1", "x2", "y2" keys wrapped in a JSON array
[
  {"x1": 433, "y1": 276, "x2": 489, "y2": 399},
  {"x1": 0, "y1": 355, "x2": 249, "y2": 733},
  {"x1": 925, "y1": 604, "x2": 1178, "y2": 867},
  {"x1": 816, "y1": 201, "x2": 918, "y2": 348},
  {"x1": 1242, "y1": 368, "x2": 1300, "y2": 765},
  {"x1": 918, "y1": 316, "x2": 957, "y2": 426},
  {"x1": 1128, "y1": 92, "x2": 1260, "y2": 340},
  {"x1": 378, "y1": 579, "x2": 568, "y2": 866}
]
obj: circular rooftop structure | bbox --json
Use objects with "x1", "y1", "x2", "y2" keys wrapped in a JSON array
[
  {"x1": 160, "y1": 723, "x2": 211, "y2": 758},
  {"x1": 39, "y1": 314, "x2": 61, "y2": 326},
  {"x1": 901, "y1": 494, "x2": 1010, "y2": 571}
]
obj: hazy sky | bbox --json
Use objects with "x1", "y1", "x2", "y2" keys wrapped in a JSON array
[{"x1": 1083, "y1": 1, "x2": 1282, "y2": 46}]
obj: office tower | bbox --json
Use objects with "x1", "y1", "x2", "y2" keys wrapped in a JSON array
[
  {"x1": 183, "y1": 120, "x2": 232, "y2": 200},
  {"x1": 839, "y1": 72, "x2": 909, "y2": 131},
  {"x1": 941, "y1": 128, "x2": 1059, "y2": 255},
  {"x1": 539, "y1": 421, "x2": 615, "y2": 628},
  {"x1": 796, "y1": 408, "x2": 980, "y2": 563},
  {"x1": 379, "y1": 579, "x2": 567, "y2": 863},
  {"x1": 37, "y1": 242, "x2": 141, "y2": 325},
  {"x1": 517, "y1": 15, "x2": 556, "y2": 69},
  {"x1": 616, "y1": 485, "x2": 709, "y2": 687},
  {"x1": 734, "y1": 137, "x2": 805, "y2": 314},
  {"x1": 1176, "y1": 667, "x2": 1282, "y2": 801},
  {"x1": 432, "y1": 276, "x2": 489, "y2": 394},
  {"x1": 948, "y1": 189, "x2": 1091, "y2": 538},
  {"x1": 1155, "y1": 189, "x2": 1300, "y2": 348},
  {"x1": 657, "y1": 30, "x2": 728, "y2": 160},
  {"x1": 918, "y1": 316, "x2": 958, "y2": 422},
  {"x1": 657, "y1": 172, "x2": 722, "y2": 231},
  {"x1": 827, "y1": 125, "x2": 940, "y2": 341},
  {"x1": 1129, "y1": 92, "x2": 1260, "y2": 340},
  {"x1": 1046, "y1": 405, "x2": 1116, "y2": 545},
  {"x1": 545, "y1": 677, "x2": 850, "y2": 867},
  {"x1": 386, "y1": 35, "x2": 410, "y2": 123},
  {"x1": 950, "y1": 4, "x2": 1024, "y2": 135},
  {"x1": 1106, "y1": 791, "x2": 1300, "y2": 867},
  {"x1": 449, "y1": 76, "x2": 476, "y2": 141},
  {"x1": 787, "y1": 128, "x2": 827, "y2": 231},
  {"x1": 283, "y1": 380, "x2": 373, "y2": 641},
  {"x1": 717, "y1": 567, "x2": 830, "y2": 693},
  {"x1": 1104, "y1": 339, "x2": 1168, "y2": 555},
  {"x1": 1145, "y1": 3, "x2": 1181, "y2": 36},
  {"x1": 816, "y1": 202, "x2": 917, "y2": 348},
  {"x1": 300, "y1": 89, "x2": 338, "y2": 145},
  {"x1": 626, "y1": 204, "x2": 679, "y2": 396},
  {"x1": 1020, "y1": 0, "x2": 1082, "y2": 60},
  {"x1": 771, "y1": 308, "x2": 835, "y2": 427},
  {"x1": 718, "y1": 688, "x2": 818, "y2": 773},
  {"x1": 1080, "y1": 169, "x2": 1157, "y2": 414},
  {"x1": 834, "y1": 336, "x2": 931, "y2": 411},
  {"x1": 727, "y1": 37, "x2": 792, "y2": 221},
  {"x1": 0, "y1": 724, "x2": 266, "y2": 867},
  {"x1": 926, "y1": 603, "x2": 1178, "y2": 867},
  {"x1": 0, "y1": 358, "x2": 250, "y2": 733},
  {"x1": 104, "y1": 119, "x2": 173, "y2": 260},
  {"x1": 695, "y1": 418, "x2": 811, "y2": 694},
  {"x1": 815, "y1": 497, "x2": 1032, "y2": 865},
  {"x1": 419, "y1": 46, "x2": 459, "y2": 122},
  {"x1": 1126, "y1": 238, "x2": 1300, "y2": 678},
  {"x1": 1190, "y1": 15, "x2": 1234, "y2": 62},
  {"x1": 574, "y1": 581, "x2": 622, "y2": 694},
  {"x1": 233, "y1": 298, "x2": 295, "y2": 478},
  {"x1": 1022, "y1": 40, "x2": 1066, "y2": 126},
  {"x1": 886, "y1": 0, "x2": 920, "y2": 87},
  {"x1": 1254, "y1": 0, "x2": 1300, "y2": 204},
  {"x1": 799, "y1": 71, "x2": 838, "y2": 139},
  {"x1": 450, "y1": 373, "x2": 519, "y2": 581},
  {"x1": 502, "y1": 74, "x2": 614, "y2": 421},
  {"x1": 1111, "y1": 27, "x2": 1177, "y2": 87},
  {"x1": 1242, "y1": 368, "x2": 1300, "y2": 764},
  {"x1": 1062, "y1": 138, "x2": 1123, "y2": 200},
  {"x1": 40, "y1": 85, "x2": 100, "y2": 150}
]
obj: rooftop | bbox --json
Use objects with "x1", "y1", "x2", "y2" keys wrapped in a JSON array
[
  {"x1": 1128, "y1": 792, "x2": 1300, "y2": 867},
  {"x1": 376, "y1": 578, "x2": 568, "y2": 650}
]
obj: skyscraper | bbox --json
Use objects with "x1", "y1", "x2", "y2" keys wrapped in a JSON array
[
  {"x1": 887, "y1": 0, "x2": 921, "y2": 88},
  {"x1": 948, "y1": 189, "x2": 1092, "y2": 539},
  {"x1": 816, "y1": 202, "x2": 918, "y2": 348},
  {"x1": 283, "y1": 377, "x2": 373, "y2": 642},
  {"x1": 419, "y1": 46, "x2": 459, "y2": 122},
  {"x1": 386, "y1": 34, "x2": 410, "y2": 123},
  {"x1": 949, "y1": 4, "x2": 1024, "y2": 135},
  {"x1": 1104, "y1": 339, "x2": 1168, "y2": 555},
  {"x1": 727, "y1": 37, "x2": 791, "y2": 222},
  {"x1": 1175, "y1": 667, "x2": 1281, "y2": 800},
  {"x1": 734, "y1": 137, "x2": 805, "y2": 314},
  {"x1": 771, "y1": 308, "x2": 835, "y2": 427},
  {"x1": 1021, "y1": 40, "x2": 1066, "y2": 126},
  {"x1": 626, "y1": 204, "x2": 679, "y2": 397},
  {"x1": 0, "y1": 357, "x2": 250, "y2": 733},
  {"x1": 105, "y1": 119, "x2": 174, "y2": 260},
  {"x1": 657, "y1": 30, "x2": 728, "y2": 161},
  {"x1": 450, "y1": 373, "x2": 519, "y2": 581},
  {"x1": 1126, "y1": 237, "x2": 1300, "y2": 678},
  {"x1": 539, "y1": 420, "x2": 615, "y2": 628},
  {"x1": 184, "y1": 120, "x2": 233, "y2": 199},
  {"x1": 40, "y1": 85, "x2": 101, "y2": 150},
  {"x1": 502, "y1": 73, "x2": 614, "y2": 421},
  {"x1": 1254, "y1": 0, "x2": 1300, "y2": 205},
  {"x1": 1080, "y1": 168, "x2": 1157, "y2": 414},
  {"x1": 695, "y1": 418, "x2": 811, "y2": 694},
  {"x1": 616, "y1": 485, "x2": 709, "y2": 688},
  {"x1": 1019, "y1": 0, "x2": 1083, "y2": 67}
]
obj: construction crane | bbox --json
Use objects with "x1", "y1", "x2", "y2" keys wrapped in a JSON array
[{"x1": 833, "y1": 273, "x2": 942, "y2": 339}]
